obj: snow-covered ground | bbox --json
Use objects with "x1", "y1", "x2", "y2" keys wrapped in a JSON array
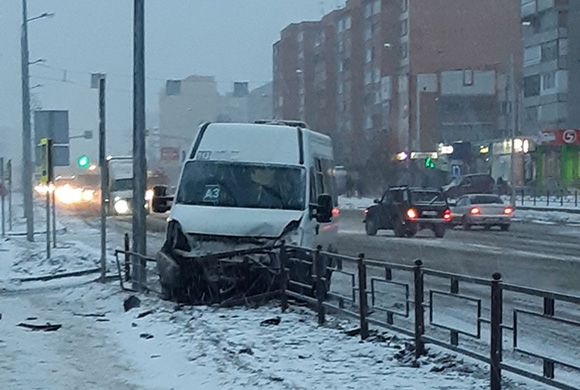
[{"x1": 0, "y1": 202, "x2": 514, "y2": 389}]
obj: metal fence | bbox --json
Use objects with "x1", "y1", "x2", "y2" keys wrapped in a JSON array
[
  {"x1": 516, "y1": 188, "x2": 579, "y2": 208},
  {"x1": 114, "y1": 238, "x2": 579, "y2": 390},
  {"x1": 281, "y1": 245, "x2": 580, "y2": 390}
]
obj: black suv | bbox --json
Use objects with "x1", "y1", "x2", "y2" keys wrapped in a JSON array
[{"x1": 364, "y1": 187, "x2": 451, "y2": 238}]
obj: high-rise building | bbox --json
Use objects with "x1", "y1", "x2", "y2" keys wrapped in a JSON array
[
  {"x1": 273, "y1": 0, "x2": 521, "y2": 184},
  {"x1": 521, "y1": 0, "x2": 580, "y2": 132}
]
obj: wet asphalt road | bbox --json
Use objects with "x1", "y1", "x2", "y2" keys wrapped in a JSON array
[{"x1": 336, "y1": 210, "x2": 580, "y2": 294}]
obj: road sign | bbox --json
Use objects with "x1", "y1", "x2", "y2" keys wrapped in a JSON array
[
  {"x1": 410, "y1": 151, "x2": 438, "y2": 160},
  {"x1": 34, "y1": 110, "x2": 70, "y2": 166},
  {"x1": 38, "y1": 138, "x2": 54, "y2": 185}
]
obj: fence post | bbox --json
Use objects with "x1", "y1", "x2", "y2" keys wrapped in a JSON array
[
  {"x1": 575, "y1": 190, "x2": 578, "y2": 208},
  {"x1": 314, "y1": 246, "x2": 326, "y2": 325},
  {"x1": 450, "y1": 278, "x2": 459, "y2": 346},
  {"x1": 542, "y1": 297, "x2": 555, "y2": 379},
  {"x1": 521, "y1": 188, "x2": 524, "y2": 206},
  {"x1": 533, "y1": 190, "x2": 536, "y2": 206},
  {"x1": 385, "y1": 266, "x2": 394, "y2": 325},
  {"x1": 560, "y1": 191, "x2": 564, "y2": 207},
  {"x1": 124, "y1": 233, "x2": 131, "y2": 282},
  {"x1": 357, "y1": 253, "x2": 369, "y2": 340},
  {"x1": 413, "y1": 259, "x2": 425, "y2": 358},
  {"x1": 490, "y1": 273, "x2": 503, "y2": 390},
  {"x1": 279, "y1": 241, "x2": 289, "y2": 313},
  {"x1": 547, "y1": 190, "x2": 550, "y2": 206}
]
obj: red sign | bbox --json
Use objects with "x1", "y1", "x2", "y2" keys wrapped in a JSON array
[
  {"x1": 160, "y1": 147, "x2": 180, "y2": 161},
  {"x1": 541, "y1": 129, "x2": 580, "y2": 145}
]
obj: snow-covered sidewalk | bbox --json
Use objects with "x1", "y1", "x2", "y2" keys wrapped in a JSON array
[{"x1": 0, "y1": 213, "x2": 509, "y2": 389}]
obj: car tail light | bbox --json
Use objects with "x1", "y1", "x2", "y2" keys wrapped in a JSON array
[
  {"x1": 332, "y1": 207, "x2": 340, "y2": 218},
  {"x1": 406, "y1": 208, "x2": 418, "y2": 220},
  {"x1": 364, "y1": 208, "x2": 368, "y2": 215},
  {"x1": 504, "y1": 207, "x2": 513, "y2": 215},
  {"x1": 470, "y1": 207, "x2": 480, "y2": 215},
  {"x1": 443, "y1": 209, "x2": 452, "y2": 222}
]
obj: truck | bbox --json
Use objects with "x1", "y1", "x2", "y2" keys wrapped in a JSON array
[{"x1": 151, "y1": 121, "x2": 339, "y2": 304}]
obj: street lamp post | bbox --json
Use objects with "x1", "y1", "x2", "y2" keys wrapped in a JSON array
[
  {"x1": 20, "y1": 0, "x2": 53, "y2": 242},
  {"x1": 132, "y1": 0, "x2": 147, "y2": 290}
]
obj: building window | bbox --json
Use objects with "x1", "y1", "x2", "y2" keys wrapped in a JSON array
[
  {"x1": 365, "y1": 114, "x2": 373, "y2": 130},
  {"x1": 463, "y1": 69, "x2": 474, "y2": 86},
  {"x1": 401, "y1": 0, "x2": 408, "y2": 12},
  {"x1": 373, "y1": 0, "x2": 381, "y2": 15},
  {"x1": 542, "y1": 71, "x2": 556, "y2": 91},
  {"x1": 401, "y1": 19, "x2": 408, "y2": 36},
  {"x1": 400, "y1": 43, "x2": 408, "y2": 59},
  {"x1": 559, "y1": 38, "x2": 568, "y2": 56},
  {"x1": 364, "y1": 2, "x2": 373, "y2": 18},
  {"x1": 365, "y1": 47, "x2": 374, "y2": 63},
  {"x1": 524, "y1": 75, "x2": 541, "y2": 97},
  {"x1": 298, "y1": 31, "x2": 304, "y2": 42},
  {"x1": 345, "y1": 16, "x2": 351, "y2": 30},
  {"x1": 364, "y1": 24, "x2": 373, "y2": 41},
  {"x1": 541, "y1": 40, "x2": 558, "y2": 62},
  {"x1": 500, "y1": 101, "x2": 512, "y2": 115},
  {"x1": 524, "y1": 45, "x2": 541, "y2": 66},
  {"x1": 365, "y1": 71, "x2": 372, "y2": 85}
]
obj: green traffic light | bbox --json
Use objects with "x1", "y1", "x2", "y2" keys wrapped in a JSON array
[
  {"x1": 425, "y1": 157, "x2": 436, "y2": 169},
  {"x1": 77, "y1": 155, "x2": 90, "y2": 169}
]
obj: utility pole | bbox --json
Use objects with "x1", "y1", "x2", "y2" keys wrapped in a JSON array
[
  {"x1": 1, "y1": 157, "x2": 5, "y2": 238},
  {"x1": 509, "y1": 55, "x2": 517, "y2": 206},
  {"x1": 132, "y1": 0, "x2": 147, "y2": 289},
  {"x1": 21, "y1": 0, "x2": 34, "y2": 242},
  {"x1": 98, "y1": 76, "x2": 107, "y2": 282}
]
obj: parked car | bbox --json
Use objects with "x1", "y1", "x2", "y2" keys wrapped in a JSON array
[
  {"x1": 364, "y1": 186, "x2": 451, "y2": 238},
  {"x1": 442, "y1": 174, "x2": 495, "y2": 198},
  {"x1": 450, "y1": 194, "x2": 513, "y2": 231}
]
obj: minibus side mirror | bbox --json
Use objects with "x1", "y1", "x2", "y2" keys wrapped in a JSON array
[{"x1": 314, "y1": 194, "x2": 333, "y2": 223}]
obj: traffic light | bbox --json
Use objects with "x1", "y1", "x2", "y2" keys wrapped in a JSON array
[
  {"x1": 77, "y1": 155, "x2": 90, "y2": 169},
  {"x1": 425, "y1": 157, "x2": 436, "y2": 169}
]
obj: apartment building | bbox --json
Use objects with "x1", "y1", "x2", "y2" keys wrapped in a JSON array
[
  {"x1": 273, "y1": 0, "x2": 521, "y2": 175},
  {"x1": 521, "y1": 0, "x2": 580, "y2": 132}
]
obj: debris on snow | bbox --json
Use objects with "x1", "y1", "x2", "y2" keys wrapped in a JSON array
[
  {"x1": 260, "y1": 316, "x2": 281, "y2": 326},
  {"x1": 73, "y1": 312, "x2": 107, "y2": 318},
  {"x1": 18, "y1": 322, "x2": 62, "y2": 332},
  {"x1": 124, "y1": 295, "x2": 141, "y2": 312},
  {"x1": 238, "y1": 347, "x2": 254, "y2": 355},
  {"x1": 137, "y1": 309, "x2": 155, "y2": 319},
  {"x1": 139, "y1": 333, "x2": 154, "y2": 340}
]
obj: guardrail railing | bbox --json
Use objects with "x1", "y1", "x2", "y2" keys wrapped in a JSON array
[
  {"x1": 281, "y1": 244, "x2": 580, "y2": 390},
  {"x1": 114, "y1": 237, "x2": 579, "y2": 390}
]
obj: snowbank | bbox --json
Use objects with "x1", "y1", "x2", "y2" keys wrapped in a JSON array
[{"x1": 338, "y1": 195, "x2": 374, "y2": 210}]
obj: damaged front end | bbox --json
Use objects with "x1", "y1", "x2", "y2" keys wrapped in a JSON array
[{"x1": 157, "y1": 221, "x2": 299, "y2": 305}]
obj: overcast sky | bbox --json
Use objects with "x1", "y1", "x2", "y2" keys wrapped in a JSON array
[{"x1": 0, "y1": 0, "x2": 344, "y2": 155}]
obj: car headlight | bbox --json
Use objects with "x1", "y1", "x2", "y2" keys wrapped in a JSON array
[
  {"x1": 145, "y1": 189, "x2": 154, "y2": 201},
  {"x1": 114, "y1": 199, "x2": 130, "y2": 214},
  {"x1": 82, "y1": 190, "x2": 94, "y2": 201}
]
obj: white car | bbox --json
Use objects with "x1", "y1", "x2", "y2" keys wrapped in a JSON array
[{"x1": 450, "y1": 194, "x2": 513, "y2": 231}]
